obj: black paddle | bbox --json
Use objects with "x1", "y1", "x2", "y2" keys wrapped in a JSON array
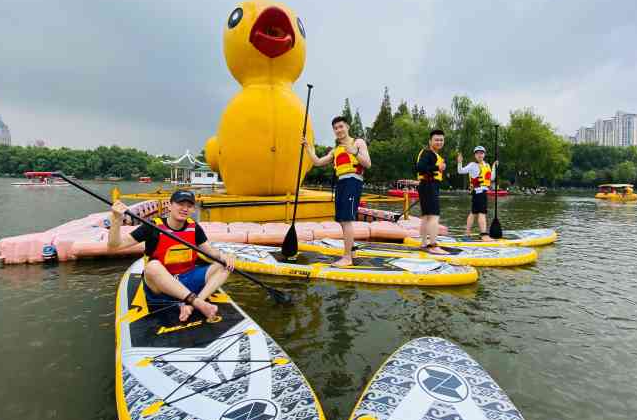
[
  {"x1": 282, "y1": 84, "x2": 314, "y2": 259},
  {"x1": 53, "y1": 172, "x2": 292, "y2": 304},
  {"x1": 393, "y1": 198, "x2": 419, "y2": 222},
  {"x1": 489, "y1": 124, "x2": 503, "y2": 239}
]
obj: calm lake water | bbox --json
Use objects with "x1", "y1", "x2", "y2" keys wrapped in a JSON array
[{"x1": 0, "y1": 178, "x2": 635, "y2": 420}]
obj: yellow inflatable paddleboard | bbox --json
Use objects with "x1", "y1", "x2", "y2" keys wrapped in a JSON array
[
  {"x1": 299, "y1": 239, "x2": 538, "y2": 267},
  {"x1": 404, "y1": 229, "x2": 557, "y2": 248},
  {"x1": 115, "y1": 259, "x2": 325, "y2": 420},
  {"x1": 210, "y1": 242, "x2": 478, "y2": 286}
]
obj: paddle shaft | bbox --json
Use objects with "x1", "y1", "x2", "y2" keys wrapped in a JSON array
[
  {"x1": 290, "y1": 84, "x2": 314, "y2": 223},
  {"x1": 394, "y1": 198, "x2": 419, "y2": 222},
  {"x1": 53, "y1": 172, "x2": 286, "y2": 299},
  {"x1": 494, "y1": 125, "x2": 499, "y2": 215}
]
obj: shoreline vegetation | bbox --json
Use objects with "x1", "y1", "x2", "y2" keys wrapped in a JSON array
[
  {"x1": 0, "y1": 145, "x2": 172, "y2": 181},
  {"x1": 1, "y1": 91, "x2": 636, "y2": 188}
]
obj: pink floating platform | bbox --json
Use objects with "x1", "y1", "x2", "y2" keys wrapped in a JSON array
[{"x1": 0, "y1": 201, "x2": 447, "y2": 265}]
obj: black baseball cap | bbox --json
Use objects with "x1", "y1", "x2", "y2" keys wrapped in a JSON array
[{"x1": 170, "y1": 190, "x2": 196, "y2": 204}]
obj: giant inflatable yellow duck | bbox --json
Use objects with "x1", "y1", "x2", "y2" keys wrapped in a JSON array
[{"x1": 205, "y1": 0, "x2": 314, "y2": 196}]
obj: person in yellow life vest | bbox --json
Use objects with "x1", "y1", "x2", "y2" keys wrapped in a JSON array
[
  {"x1": 416, "y1": 129, "x2": 447, "y2": 255},
  {"x1": 457, "y1": 145, "x2": 498, "y2": 241},
  {"x1": 107, "y1": 190, "x2": 235, "y2": 323},
  {"x1": 303, "y1": 115, "x2": 371, "y2": 267}
]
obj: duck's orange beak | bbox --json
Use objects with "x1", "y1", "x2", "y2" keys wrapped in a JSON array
[{"x1": 249, "y1": 7, "x2": 295, "y2": 58}]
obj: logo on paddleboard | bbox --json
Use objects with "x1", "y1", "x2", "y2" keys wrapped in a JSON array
[
  {"x1": 220, "y1": 399, "x2": 278, "y2": 420},
  {"x1": 416, "y1": 364, "x2": 469, "y2": 403}
]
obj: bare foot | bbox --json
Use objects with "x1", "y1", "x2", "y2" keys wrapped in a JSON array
[
  {"x1": 426, "y1": 246, "x2": 449, "y2": 255},
  {"x1": 481, "y1": 235, "x2": 495, "y2": 242},
  {"x1": 193, "y1": 298, "x2": 218, "y2": 320},
  {"x1": 332, "y1": 257, "x2": 353, "y2": 267},
  {"x1": 179, "y1": 304, "x2": 194, "y2": 322}
]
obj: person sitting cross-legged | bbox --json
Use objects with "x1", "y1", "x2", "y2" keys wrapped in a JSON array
[{"x1": 107, "y1": 190, "x2": 235, "y2": 322}]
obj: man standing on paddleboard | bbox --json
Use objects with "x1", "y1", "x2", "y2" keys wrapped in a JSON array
[
  {"x1": 457, "y1": 145, "x2": 498, "y2": 240},
  {"x1": 303, "y1": 116, "x2": 371, "y2": 267},
  {"x1": 416, "y1": 129, "x2": 448, "y2": 255},
  {"x1": 107, "y1": 190, "x2": 235, "y2": 322}
]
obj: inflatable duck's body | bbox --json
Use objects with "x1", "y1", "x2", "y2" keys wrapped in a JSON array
[{"x1": 206, "y1": 1, "x2": 314, "y2": 196}]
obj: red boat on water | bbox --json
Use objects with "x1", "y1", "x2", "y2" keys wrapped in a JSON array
[
  {"x1": 387, "y1": 179, "x2": 420, "y2": 198},
  {"x1": 138, "y1": 176, "x2": 152, "y2": 183},
  {"x1": 11, "y1": 171, "x2": 70, "y2": 187},
  {"x1": 487, "y1": 189, "x2": 509, "y2": 197}
]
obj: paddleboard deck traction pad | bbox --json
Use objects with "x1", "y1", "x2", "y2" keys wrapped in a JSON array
[
  {"x1": 116, "y1": 259, "x2": 324, "y2": 420},
  {"x1": 301, "y1": 239, "x2": 538, "y2": 267},
  {"x1": 349, "y1": 337, "x2": 525, "y2": 420}
]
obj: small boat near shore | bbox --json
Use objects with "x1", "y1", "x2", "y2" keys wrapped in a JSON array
[
  {"x1": 387, "y1": 179, "x2": 419, "y2": 198},
  {"x1": 595, "y1": 184, "x2": 636, "y2": 202},
  {"x1": 487, "y1": 189, "x2": 509, "y2": 197},
  {"x1": 11, "y1": 171, "x2": 70, "y2": 187},
  {"x1": 138, "y1": 176, "x2": 152, "y2": 183}
]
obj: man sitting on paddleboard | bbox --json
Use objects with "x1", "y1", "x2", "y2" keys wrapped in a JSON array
[
  {"x1": 457, "y1": 145, "x2": 498, "y2": 241},
  {"x1": 416, "y1": 129, "x2": 447, "y2": 255},
  {"x1": 107, "y1": 190, "x2": 235, "y2": 322},
  {"x1": 302, "y1": 116, "x2": 371, "y2": 267}
]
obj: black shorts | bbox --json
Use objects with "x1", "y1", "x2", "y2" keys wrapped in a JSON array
[
  {"x1": 418, "y1": 181, "x2": 440, "y2": 216},
  {"x1": 335, "y1": 177, "x2": 363, "y2": 222},
  {"x1": 471, "y1": 191, "x2": 488, "y2": 214}
]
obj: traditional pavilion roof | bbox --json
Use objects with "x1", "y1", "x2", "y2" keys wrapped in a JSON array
[{"x1": 162, "y1": 150, "x2": 208, "y2": 169}]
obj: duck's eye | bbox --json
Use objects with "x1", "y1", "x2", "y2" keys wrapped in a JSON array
[
  {"x1": 297, "y1": 17, "x2": 306, "y2": 38},
  {"x1": 228, "y1": 7, "x2": 243, "y2": 29}
]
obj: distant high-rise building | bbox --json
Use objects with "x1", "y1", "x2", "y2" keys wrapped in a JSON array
[
  {"x1": 614, "y1": 111, "x2": 637, "y2": 147},
  {"x1": 575, "y1": 110, "x2": 637, "y2": 147},
  {"x1": 603, "y1": 119, "x2": 615, "y2": 146},
  {"x1": 0, "y1": 115, "x2": 11, "y2": 146},
  {"x1": 585, "y1": 127, "x2": 596, "y2": 144},
  {"x1": 576, "y1": 127, "x2": 587, "y2": 144},
  {"x1": 595, "y1": 120, "x2": 604, "y2": 145}
]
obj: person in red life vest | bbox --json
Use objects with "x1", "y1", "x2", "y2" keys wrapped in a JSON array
[
  {"x1": 302, "y1": 116, "x2": 371, "y2": 267},
  {"x1": 415, "y1": 129, "x2": 447, "y2": 254},
  {"x1": 107, "y1": 190, "x2": 235, "y2": 322},
  {"x1": 457, "y1": 145, "x2": 498, "y2": 241}
]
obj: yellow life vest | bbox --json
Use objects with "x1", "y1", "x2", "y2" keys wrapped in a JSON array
[
  {"x1": 469, "y1": 162, "x2": 492, "y2": 188},
  {"x1": 333, "y1": 145, "x2": 363, "y2": 177},
  {"x1": 416, "y1": 149, "x2": 444, "y2": 182}
]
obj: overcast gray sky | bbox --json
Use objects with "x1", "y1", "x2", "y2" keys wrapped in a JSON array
[{"x1": 1, "y1": 0, "x2": 636, "y2": 154}]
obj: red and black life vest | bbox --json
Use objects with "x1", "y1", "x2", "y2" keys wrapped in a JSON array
[{"x1": 149, "y1": 217, "x2": 198, "y2": 275}]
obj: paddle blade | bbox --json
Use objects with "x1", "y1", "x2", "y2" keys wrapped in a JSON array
[
  {"x1": 281, "y1": 226, "x2": 298, "y2": 259},
  {"x1": 489, "y1": 217, "x2": 503, "y2": 239},
  {"x1": 270, "y1": 288, "x2": 293, "y2": 304}
]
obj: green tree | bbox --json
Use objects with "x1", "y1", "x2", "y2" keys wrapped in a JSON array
[
  {"x1": 350, "y1": 109, "x2": 365, "y2": 139},
  {"x1": 501, "y1": 109, "x2": 571, "y2": 186},
  {"x1": 341, "y1": 98, "x2": 353, "y2": 125},
  {"x1": 612, "y1": 161, "x2": 637, "y2": 183},
  {"x1": 369, "y1": 87, "x2": 394, "y2": 141},
  {"x1": 411, "y1": 104, "x2": 420, "y2": 122},
  {"x1": 393, "y1": 101, "x2": 410, "y2": 120},
  {"x1": 582, "y1": 169, "x2": 598, "y2": 185}
]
